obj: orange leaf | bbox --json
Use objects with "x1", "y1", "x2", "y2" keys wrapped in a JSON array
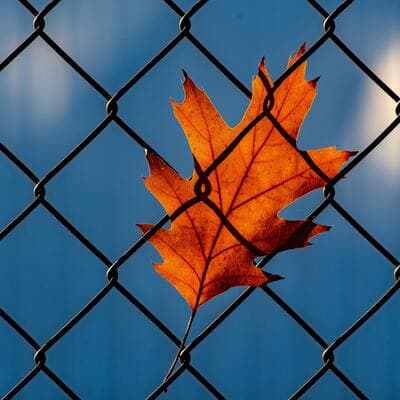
[{"x1": 140, "y1": 46, "x2": 354, "y2": 310}]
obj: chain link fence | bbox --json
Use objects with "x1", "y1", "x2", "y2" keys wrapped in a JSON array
[{"x1": 1, "y1": 0, "x2": 400, "y2": 398}]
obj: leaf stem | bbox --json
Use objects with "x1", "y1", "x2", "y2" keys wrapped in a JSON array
[
  {"x1": 162, "y1": 308, "x2": 197, "y2": 385},
  {"x1": 163, "y1": 221, "x2": 225, "y2": 388}
]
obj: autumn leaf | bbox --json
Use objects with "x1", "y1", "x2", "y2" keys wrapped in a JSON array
[{"x1": 139, "y1": 45, "x2": 354, "y2": 311}]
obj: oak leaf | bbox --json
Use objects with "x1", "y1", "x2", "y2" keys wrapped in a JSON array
[{"x1": 139, "y1": 46, "x2": 353, "y2": 310}]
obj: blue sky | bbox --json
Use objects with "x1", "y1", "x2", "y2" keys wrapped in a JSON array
[{"x1": 1, "y1": 0, "x2": 400, "y2": 399}]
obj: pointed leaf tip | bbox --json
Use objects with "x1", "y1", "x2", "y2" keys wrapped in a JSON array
[
  {"x1": 137, "y1": 223, "x2": 153, "y2": 234},
  {"x1": 348, "y1": 150, "x2": 358, "y2": 157},
  {"x1": 181, "y1": 69, "x2": 196, "y2": 92},
  {"x1": 145, "y1": 148, "x2": 156, "y2": 160},
  {"x1": 310, "y1": 76, "x2": 320, "y2": 88},
  {"x1": 263, "y1": 272, "x2": 284, "y2": 283}
]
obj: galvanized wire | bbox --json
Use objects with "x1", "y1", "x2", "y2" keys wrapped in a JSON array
[{"x1": 1, "y1": 0, "x2": 399, "y2": 399}]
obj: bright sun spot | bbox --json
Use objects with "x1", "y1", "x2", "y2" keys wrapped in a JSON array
[{"x1": 353, "y1": 37, "x2": 400, "y2": 179}]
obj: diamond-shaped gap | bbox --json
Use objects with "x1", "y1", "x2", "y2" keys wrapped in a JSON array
[
  {"x1": 298, "y1": 2, "x2": 400, "y2": 157},
  {"x1": 118, "y1": 39, "x2": 250, "y2": 177},
  {"x1": 331, "y1": 42, "x2": 400, "y2": 256},
  {"x1": 323, "y1": 0, "x2": 400, "y2": 63},
  {"x1": 47, "y1": 289, "x2": 176, "y2": 399},
  {"x1": 295, "y1": 40, "x2": 366, "y2": 152},
  {"x1": 0, "y1": 37, "x2": 105, "y2": 176},
  {"x1": 46, "y1": 122, "x2": 154, "y2": 260},
  {"x1": 0, "y1": 152, "x2": 34, "y2": 230},
  {"x1": 0, "y1": 205, "x2": 105, "y2": 343},
  {"x1": 44, "y1": 0, "x2": 178, "y2": 93},
  {"x1": 14, "y1": 370, "x2": 70, "y2": 400},
  {"x1": 337, "y1": 140, "x2": 400, "y2": 262},
  {"x1": 189, "y1": 288, "x2": 322, "y2": 399},
  {"x1": 0, "y1": 1, "x2": 33, "y2": 61},
  {"x1": 0, "y1": 318, "x2": 34, "y2": 397},
  {"x1": 300, "y1": 369, "x2": 357, "y2": 400},
  {"x1": 334, "y1": 285, "x2": 400, "y2": 399},
  {"x1": 189, "y1": 0, "x2": 323, "y2": 84},
  {"x1": 118, "y1": 243, "x2": 187, "y2": 339},
  {"x1": 271, "y1": 200, "x2": 394, "y2": 342}
]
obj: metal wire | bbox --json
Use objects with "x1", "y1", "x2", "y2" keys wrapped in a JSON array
[{"x1": 1, "y1": 0, "x2": 399, "y2": 398}]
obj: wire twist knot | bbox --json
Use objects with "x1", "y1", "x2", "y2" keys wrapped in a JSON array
[
  {"x1": 33, "y1": 183, "x2": 46, "y2": 199},
  {"x1": 106, "y1": 98, "x2": 119, "y2": 116},
  {"x1": 395, "y1": 101, "x2": 400, "y2": 116},
  {"x1": 106, "y1": 265, "x2": 119, "y2": 282},
  {"x1": 179, "y1": 349, "x2": 191, "y2": 365},
  {"x1": 322, "y1": 347, "x2": 335, "y2": 366},
  {"x1": 394, "y1": 265, "x2": 400, "y2": 281},
  {"x1": 34, "y1": 348, "x2": 46, "y2": 366},
  {"x1": 33, "y1": 15, "x2": 45, "y2": 31},
  {"x1": 323, "y1": 14, "x2": 336, "y2": 33},
  {"x1": 179, "y1": 14, "x2": 192, "y2": 33},
  {"x1": 323, "y1": 184, "x2": 335, "y2": 201}
]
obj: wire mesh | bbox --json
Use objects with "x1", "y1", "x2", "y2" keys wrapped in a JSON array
[{"x1": 1, "y1": 0, "x2": 400, "y2": 399}]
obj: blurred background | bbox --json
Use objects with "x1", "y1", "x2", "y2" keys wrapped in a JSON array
[{"x1": 1, "y1": 0, "x2": 400, "y2": 398}]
